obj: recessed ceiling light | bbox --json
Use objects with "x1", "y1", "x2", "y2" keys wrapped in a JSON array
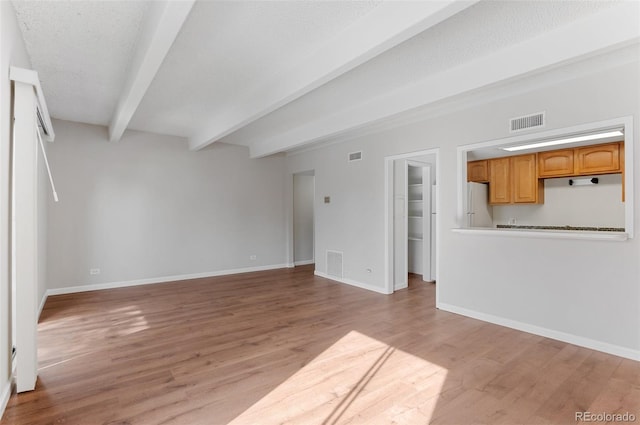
[{"x1": 500, "y1": 130, "x2": 624, "y2": 152}]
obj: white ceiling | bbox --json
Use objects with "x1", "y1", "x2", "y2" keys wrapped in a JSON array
[
  {"x1": 10, "y1": 0, "x2": 640, "y2": 157},
  {"x1": 128, "y1": 0, "x2": 381, "y2": 138},
  {"x1": 12, "y1": 0, "x2": 149, "y2": 126}
]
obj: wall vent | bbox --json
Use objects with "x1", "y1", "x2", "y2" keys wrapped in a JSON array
[
  {"x1": 348, "y1": 151, "x2": 363, "y2": 162},
  {"x1": 326, "y1": 250, "x2": 343, "y2": 279},
  {"x1": 510, "y1": 112, "x2": 545, "y2": 133}
]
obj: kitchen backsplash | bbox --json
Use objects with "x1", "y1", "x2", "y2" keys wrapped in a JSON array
[{"x1": 492, "y1": 174, "x2": 624, "y2": 228}]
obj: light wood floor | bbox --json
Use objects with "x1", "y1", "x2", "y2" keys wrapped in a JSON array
[{"x1": 2, "y1": 266, "x2": 638, "y2": 424}]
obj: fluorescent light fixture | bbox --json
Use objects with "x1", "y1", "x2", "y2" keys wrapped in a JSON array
[{"x1": 501, "y1": 130, "x2": 624, "y2": 152}]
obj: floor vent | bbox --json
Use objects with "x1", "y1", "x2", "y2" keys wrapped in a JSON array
[
  {"x1": 327, "y1": 250, "x2": 343, "y2": 279},
  {"x1": 510, "y1": 112, "x2": 545, "y2": 133},
  {"x1": 348, "y1": 151, "x2": 362, "y2": 162}
]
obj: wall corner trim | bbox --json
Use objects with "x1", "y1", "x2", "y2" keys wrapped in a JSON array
[
  {"x1": 37, "y1": 293, "x2": 48, "y2": 320},
  {"x1": 438, "y1": 302, "x2": 640, "y2": 361},
  {"x1": 46, "y1": 264, "x2": 290, "y2": 296},
  {"x1": 1, "y1": 380, "x2": 12, "y2": 422},
  {"x1": 314, "y1": 271, "x2": 391, "y2": 295}
]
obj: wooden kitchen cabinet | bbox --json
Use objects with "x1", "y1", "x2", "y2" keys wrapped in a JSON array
[
  {"x1": 488, "y1": 154, "x2": 542, "y2": 205},
  {"x1": 512, "y1": 154, "x2": 543, "y2": 204},
  {"x1": 470, "y1": 141, "x2": 624, "y2": 206},
  {"x1": 467, "y1": 160, "x2": 489, "y2": 182},
  {"x1": 621, "y1": 142, "x2": 625, "y2": 202},
  {"x1": 488, "y1": 157, "x2": 511, "y2": 204},
  {"x1": 538, "y1": 149, "x2": 574, "y2": 177},
  {"x1": 537, "y1": 142, "x2": 621, "y2": 177},
  {"x1": 575, "y1": 143, "x2": 621, "y2": 175}
]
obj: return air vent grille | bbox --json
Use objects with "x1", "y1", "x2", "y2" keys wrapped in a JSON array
[
  {"x1": 348, "y1": 151, "x2": 362, "y2": 162},
  {"x1": 510, "y1": 112, "x2": 545, "y2": 133},
  {"x1": 327, "y1": 250, "x2": 343, "y2": 279}
]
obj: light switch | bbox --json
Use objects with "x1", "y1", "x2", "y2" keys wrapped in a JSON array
[{"x1": 324, "y1": 196, "x2": 330, "y2": 204}]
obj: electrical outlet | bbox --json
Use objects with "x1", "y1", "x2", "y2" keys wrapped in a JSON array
[
  {"x1": 89, "y1": 268, "x2": 100, "y2": 275},
  {"x1": 249, "y1": 255, "x2": 257, "y2": 260}
]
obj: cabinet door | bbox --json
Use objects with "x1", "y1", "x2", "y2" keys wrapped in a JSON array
[
  {"x1": 467, "y1": 160, "x2": 489, "y2": 182},
  {"x1": 512, "y1": 154, "x2": 543, "y2": 204},
  {"x1": 538, "y1": 149, "x2": 574, "y2": 177},
  {"x1": 575, "y1": 143, "x2": 620, "y2": 175},
  {"x1": 489, "y1": 157, "x2": 511, "y2": 204}
]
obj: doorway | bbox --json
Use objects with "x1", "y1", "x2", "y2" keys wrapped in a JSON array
[
  {"x1": 407, "y1": 161, "x2": 434, "y2": 282},
  {"x1": 385, "y1": 149, "x2": 439, "y2": 297},
  {"x1": 293, "y1": 171, "x2": 315, "y2": 266}
]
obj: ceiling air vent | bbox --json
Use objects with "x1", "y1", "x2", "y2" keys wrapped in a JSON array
[
  {"x1": 348, "y1": 151, "x2": 363, "y2": 162},
  {"x1": 510, "y1": 112, "x2": 545, "y2": 133},
  {"x1": 327, "y1": 250, "x2": 343, "y2": 279}
]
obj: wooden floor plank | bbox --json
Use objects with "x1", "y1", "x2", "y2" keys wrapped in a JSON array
[{"x1": 2, "y1": 267, "x2": 638, "y2": 425}]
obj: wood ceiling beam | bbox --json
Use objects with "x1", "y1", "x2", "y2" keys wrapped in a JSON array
[
  {"x1": 188, "y1": 1, "x2": 480, "y2": 151},
  {"x1": 249, "y1": 2, "x2": 640, "y2": 158},
  {"x1": 108, "y1": 0, "x2": 195, "y2": 143}
]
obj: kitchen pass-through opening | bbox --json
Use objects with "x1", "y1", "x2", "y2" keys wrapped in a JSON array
[{"x1": 458, "y1": 116, "x2": 633, "y2": 239}]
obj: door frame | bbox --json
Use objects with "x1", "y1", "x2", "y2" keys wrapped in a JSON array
[{"x1": 384, "y1": 148, "x2": 440, "y2": 299}]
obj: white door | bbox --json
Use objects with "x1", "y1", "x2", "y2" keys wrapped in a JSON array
[
  {"x1": 293, "y1": 172, "x2": 315, "y2": 266},
  {"x1": 419, "y1": 164, "x2": 432, "y2": 282},
  {"x1": 430, "y1": 184, "x2": 437, "y2": 282},
  {"x1": 393, "y1": 159, "x2": 408, "y2": 290}
]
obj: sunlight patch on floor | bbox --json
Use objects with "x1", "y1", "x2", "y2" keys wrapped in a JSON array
[
  {"x1": 228, "y1": 330, "x2": 448, "y2": 425},
  {"x1": 37, "y1": 305, "x2": 150, "y2": 367}
]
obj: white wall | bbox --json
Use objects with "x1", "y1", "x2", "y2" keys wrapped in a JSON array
[
  {"x1": 47, "y1": 120, "x2": 287, "y2": 291},
  {"x1": 293, "y1": 173, "x2": 314, "y2": 264},
  {"x1": 0, "y1": 0, "x2": 32, "y2": 414},
  {"x1": 286, "y1": 52, "x2": 640, "y2": 358},
  {"x1": 493, "y1": 174, "x2": 625, "y2": 228}
]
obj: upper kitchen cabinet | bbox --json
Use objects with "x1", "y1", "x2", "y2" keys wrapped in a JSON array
[
  {"x1": 575, "y1": 143, "x2": 621, "y2": 175},
  {"x1": 537, "y1": 142, "x2": 622, "y2": 178},
  {"x1": 467, "y1": 160, "x2": 489, "y2": 182},
  {"x1": 512, "y1": 154, "x2": 543, "y2": 204},
  {"x1": 488, "y1": 157, "x2": 511, "y2": 204},
  {"x1": 538, "y1": 149, "x2": 574, "y2": 178},
  {"x1": 488, "y1": 154, "x2": 542, "y2": 205}
]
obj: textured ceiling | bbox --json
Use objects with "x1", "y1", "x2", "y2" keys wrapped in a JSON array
[
  {"x1": 12, "y1": 0, "x2": 149, "y2": 126},
  {"x1": 127, "y1": 0, "x2": 381, "y2": 138},
  {"x1": 9, "y1": 0, "x2": 637, "y2": 155}
]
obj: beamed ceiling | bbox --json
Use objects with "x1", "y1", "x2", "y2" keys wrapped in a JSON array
[{"x1": 11, "y1": 0, "x2": 640, "y2": 157}]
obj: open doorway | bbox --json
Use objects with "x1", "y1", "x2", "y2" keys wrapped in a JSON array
[
  {"x1": 293, "y1": 171, "x2": 315, "y2": 266},
  {"x1": 385, "y1": 149, "x2": 439, "y2": 298},
  {"x1": 406, "y1": 161, "x2": 434, "y2": 282}
]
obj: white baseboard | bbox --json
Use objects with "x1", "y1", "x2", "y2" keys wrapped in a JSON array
[
  {"x1": 438, "y1": 302, "x2": 640, "y2": 361},
  {"x1": 314, "y1": 271, "x2": 390, "y2": 295},
  {"x1": 1, "y1": 380, "x2": 11, "y2": 422},
  {"x1": 46, "y1": 263, "x2": 290, "y2": 296},
  {"x1": 294, "y1": 259, "x2": 315, "y2": 266}
]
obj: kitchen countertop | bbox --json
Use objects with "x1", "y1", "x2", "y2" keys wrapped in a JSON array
[{"x1": 496, "y1": 225, "x2": 625, "y2": 232}]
